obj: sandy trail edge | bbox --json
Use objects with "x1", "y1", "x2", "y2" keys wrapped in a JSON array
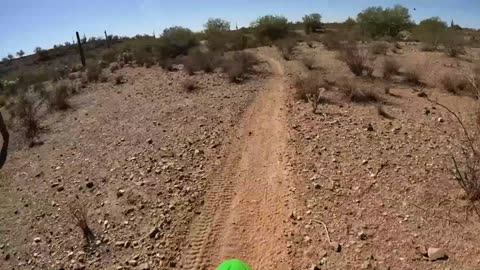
[{"x1": 181, "y1": 56, "x2": 294, "y2": 270}]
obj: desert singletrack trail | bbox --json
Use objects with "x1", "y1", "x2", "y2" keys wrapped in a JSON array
[{"x1": 181, "y1": 56, "x2": 294, "y2": 270}]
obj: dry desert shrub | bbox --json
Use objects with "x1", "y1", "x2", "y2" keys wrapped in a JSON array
[
  {"x1": 403, "y1": 66, "x2": 423, "y2": 85},
  {"x1": 86, "y1": 63, "x2": 101, "y2": 82},
  {"x1": 8, "y1": 92, "x2": 45, "y2": 140},
  {"x1": 302, "y1": 57, "x2": 315, "y2": 70},
  {"x1": 222, "y1": 51, "x2": 258, "y2": 83},
  {"x1": 49, "y1": 82, "x2": 71, "y2": 111},
  {"x1": 322, "y1": 33, "x2": 342, "y2": 50},
  {"x1": 339, "y1": 80, "x2": 381, "y2": 103},
  {"x1": 339, "y1": 43, "x2": 374, "y2": 77},
  {"x1": 370, "y1": 41, "x2": 389, "y2": 55},
  {"x1": 183, "y1": 49, "x2": 220, "y2": 75},
  {"x1": 182, "y1": 78, "x2": 197, "y2": 92},
  {"x1": 383, "y1": 57, "x2": 401, "y2": 80},
  {"x1": 441, "y1": 74, "x2": 470, "y2": 95},
  {"x1": 294, "y1": 73, "x2": 329, "y2": 113},
  {"x1": 114, "y1": 74, "x2": 124, "y2": 85},
  {"x1": 275, "y1": 37, "x2": 297, "y2": 61}
]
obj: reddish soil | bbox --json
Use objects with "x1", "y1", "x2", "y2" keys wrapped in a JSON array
[{"x1": 1, "y1": 43, "x2": 480, "y2": 270}]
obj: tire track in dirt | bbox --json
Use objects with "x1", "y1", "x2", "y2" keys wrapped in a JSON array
[{"x1": 181, "y1": 56, "x2": 293, "y2": 270}]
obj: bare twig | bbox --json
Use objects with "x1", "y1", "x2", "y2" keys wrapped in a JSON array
[{"x1": 312, "y1": 219, "x2": 331, "y2": 243}]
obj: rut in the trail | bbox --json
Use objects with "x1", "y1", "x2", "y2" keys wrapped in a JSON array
[{"x1": 181, "y1": 57, "x2": 293, "y2": 270}]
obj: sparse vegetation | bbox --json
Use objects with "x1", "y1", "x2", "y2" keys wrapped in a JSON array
[
  {"x1": 8, "y1": 92, "x2": 45, "y2": 140},
  {"x1": 339, "y1": 43, "x2": 374, "y2": 77}
]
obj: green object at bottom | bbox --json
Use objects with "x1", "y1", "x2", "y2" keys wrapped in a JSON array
[{"x1": 216, "y1": 259, "x2": 251, "y2": 270}]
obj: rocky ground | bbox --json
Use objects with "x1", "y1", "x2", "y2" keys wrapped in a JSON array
[
  {"x1": 0, "y1": 58, "x2": 269, "y2": 269},
  {"x1": 1, "y1": 42, "x2": 480, "y2": 270},
  {"x1": 285, "y1": 42, "x2": 480, "y2": 270}
]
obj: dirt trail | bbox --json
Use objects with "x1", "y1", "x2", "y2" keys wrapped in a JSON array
[{"x1": 182, "y1": 57, "x2": 293, "y2": 270}]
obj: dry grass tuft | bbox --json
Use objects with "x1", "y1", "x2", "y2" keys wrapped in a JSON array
[
  {"x1": 275, "y1": 38, "x2": 297, "y2": 61},
  {"x1": 69, "y1": 201, "x2": 95, "y2": 247},
  {"x1": 322, "y1": 33, "x2": 341, "y2": 50},
  {"x1": 8, "y1": 92, "x2": 45, "y2": 141}
]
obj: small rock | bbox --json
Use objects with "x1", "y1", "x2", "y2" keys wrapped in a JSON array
[
  {"x1": 310, "y1": 264, "x2": 321, "y2": 270},
  {"x1": 128, "y1": 260, "x2": 138, "y2": 267},
  {"x1": 86, "y1": 182, "x2": 94, "y2": 189},
  {"x1": 428, "y1": 247, "x2": 448, "y2": 261},
  {"x1": 147, "y1": 139, "x2": 153, "y2": 144},
  {"x1": 33, "y1": 237, "x2": 41, "y2": 243},
  {"x1": 116, "y1": 189, "x2": 125, "y2": 198},
  {"x1": 148, "y1": 227, "x2": 159, "y2": 238},
  {"x1": 416, "y1": 245, "x2": 428, "y2": 257},
  {"x1": 366, "y1": 124, "x2": 374, "y2": 131},
  {"x1": 418, "y1": 92, "x2": 427, "y2": 97},
  {"x1": 304, "y1": 236, "x2": 311, "y2": 243},
  {"x1": 57, "y1": 186, "x2": 64, "y2": 192},
  {"x1": 330, "y1": 241, "x2": 341, "y2": 252},
  {"x1": 358, "y1": 231, "x2": 368, "y2": 240},
  {"x1": 437, "y1": 117, "x2": 444, "y2": 123},
  {"x1": 115, "y1": 241, "x2": 125, "y2": 247},
  {"x1": 313, "y1": 182, "x2": 321, "y2": 189},
  {"x1": 4, "y1": 253, "x2": 10, "y2": 261},
  {"x1": 137, "y1": 263, "x2": 150, "y2": 270}
]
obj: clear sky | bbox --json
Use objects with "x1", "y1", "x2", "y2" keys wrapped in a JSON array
[{"x1": 1, "y1": 0, "x2": 479, "y2": 58}]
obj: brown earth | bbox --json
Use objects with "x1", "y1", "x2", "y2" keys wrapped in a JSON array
[{"x1": 1, "y1": 42, "x2": 480, "y2": 270}]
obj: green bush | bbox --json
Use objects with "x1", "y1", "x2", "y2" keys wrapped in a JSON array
[
  {"x1": 357, "y1": 5, "x2": 413, "y2": 38},
  {"x1": 156, "y1": 27, "x2": 197, "y2": 59},
  {"x1": 303, "y1": 13, "x2": 322, "y2": 34},
  {"x1": 204, "y1": 18, "x2": 231, "y2": 52},
  {"x1": 251, "y1": 15, "x2": 289, "y2": 43},
  {"x1": 101, "y1": 49, "x2": 117, "y2": 63},
  {"x1": 413, "y1": 17, "x2": 448, "y2": 50}
]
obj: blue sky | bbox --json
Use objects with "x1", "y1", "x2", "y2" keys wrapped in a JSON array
[{"x1": 1, "y1": 0, "x2": 479, "y2": 58}]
